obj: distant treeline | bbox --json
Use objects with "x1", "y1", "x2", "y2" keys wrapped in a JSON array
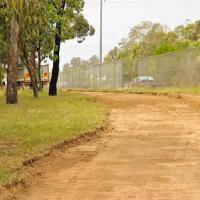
[{"x1": 104, "y1": 20, "x2": 200, "y2": 72}]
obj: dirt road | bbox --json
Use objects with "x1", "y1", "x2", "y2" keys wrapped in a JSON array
[{"x1": 20, "y1": 93, "x2": 200, "y2": 200}]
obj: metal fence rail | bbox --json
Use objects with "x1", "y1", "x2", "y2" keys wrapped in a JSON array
[
  {"x1": 137, "y1": 47, "x2": 200, "y2": 86},
  {"x1": 58, "y1": 61, "x2": 123, "y2": 89}
]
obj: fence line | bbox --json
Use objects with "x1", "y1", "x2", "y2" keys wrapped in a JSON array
[
  {"x1": 58, "y1": 61, "x2": 123, "y2": 89},
  {"x1": 136, "y1": 47, "x2": 200, "y2": 86},
  {"x1": 57, "y1": 47, "x2": 200, "y2": 89}
]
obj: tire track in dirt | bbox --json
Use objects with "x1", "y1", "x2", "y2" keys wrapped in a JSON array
[{"x1": 19, "y1": 93, "x2": 200, "y2": 200}]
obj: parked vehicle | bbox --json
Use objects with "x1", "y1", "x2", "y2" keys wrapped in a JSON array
[
  {"x1": 131, "y1": 75, "x2": 156, "y2": 87},
  {"x1": 1, "y1": 77, "x2": 6, "y2": 86},
  {"x1": 1, "y1": 64, "x2": 49, "y2": 88}
]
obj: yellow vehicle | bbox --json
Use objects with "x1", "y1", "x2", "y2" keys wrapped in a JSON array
[
  {"x1": 20, "y1": 64, "x2": 49, "y2": 87},
  {"x1": 2, "y1": 64, "x2": 49, "y2": 88}
]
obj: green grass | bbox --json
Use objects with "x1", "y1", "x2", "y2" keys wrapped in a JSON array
[
  {"x1": 0, "y1": 90, "x2": 106, "y2": 185},
  {"x1": 0, "y1": 89, "x2": 4, "y2": 98},
  {"x1": 126, "y1": 86, "x2": 200, "y2": 94},
  {"x1": 79, "y1": 86, "x2": 200, "y2": 94}
]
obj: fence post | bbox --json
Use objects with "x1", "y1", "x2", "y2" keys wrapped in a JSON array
[
  {"x1": 136, "y1": 59, "x2": 139, "y2": 83},
  {"x1": 99, "y1": 64, "x2": 102, "y2": 88},
  {"x1": 72, "y1": 70, "x2": 74, "y2": 88},
  {"x1": 93, "y1": 65, "x2": 96, "y2": 89},
  {"x1": 79, "y1": 68, "x2": 81, "y2": 88},
  {"x1": 88, "y1": 66, "x2": 90, "y2": 89},
  {"x1": 114, "y1": 61, "x2": 116, "y2": 88},
  {"x1": 157, "y1": 56, "x2": 160, "y2": 86},
  {"x1": 147, "y1": 59, "x2": 149, "y2": 81},
  {"x1": 65, "y1": 72, "x2": 67, "y2": 88},
  {"x1": 116, "y1": 62, "x2": 119, "y2": 88},
  {"x1": 107, "y1": 63, "x2": 109, "y2": 88},
  {"x1": 70, "y1": 70, "x2": 71, "y2": 88}
]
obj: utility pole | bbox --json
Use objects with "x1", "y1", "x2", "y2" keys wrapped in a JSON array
[
  {"x1": 100, "y1": 0, "x2": 103, "y2": 64},
  {"x1": 99, "y1": 0, "x2": 103, "y2": 87}
]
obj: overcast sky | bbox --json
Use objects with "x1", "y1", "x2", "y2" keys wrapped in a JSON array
[{"x1": 56, "y1": 0, "x2": 200, "y2": 68}]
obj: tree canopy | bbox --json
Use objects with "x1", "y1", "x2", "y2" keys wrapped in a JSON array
[
  {"x1": 104, "y1": 20, "x2": 200, "y2": 74},
  {"x1": 0, "y1": 0, "x2": 95, "y2": 103}
]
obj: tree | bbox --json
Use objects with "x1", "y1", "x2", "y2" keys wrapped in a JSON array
[
  {"x1": 18, "y1": 0, "x2": 49, "y2": 98},
  {"x1": 154, "y1": 43, "x2": 175, "y2": 55},
  {"x1": 7, "y1": 16, "x2": 19, "y2": 103},
  {"x1": 71, "y1": 57, "x2": 81, "y2": 68},
  {"x1": 49, "y1": 0, "x2": 95, "y2": 96},
  {"x1": 104, "y1": 19, "x2": 200, "y2": 78},
  {"x1": 34, "y1": 3, "x2": 55, "y2": 91},
  {"x1": 0, "y1": 1, "x2": 20, "y2": 104},
  {"x1": 104, "y1": 48, "x2": 118, "y2": 63},
  {"x1": 63, "y1": 63, "x2": 70, "y2": 72},
  {"x1": 128, "y1": 21, "x2": 153, "y2": 43},
  {"x1": 69, "y1": 57, "x2": 89, "y2": 69},
  {"x1": 36, "y1": 27, "x2": 55, "y2": 91},
  {"x1": 0, "y1": 0, "x2": 50, "y2": 102},
  {"x1": 88, "y1": 55, "x2": 99, "y2": 65},
  {"x1": 141, "y1": 23, "x2": 167, "y2": 56},
  {"x1": 0, "y1": 25, "x2": 8, "y2": 67}
]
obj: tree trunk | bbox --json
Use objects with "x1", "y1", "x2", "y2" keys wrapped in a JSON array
[
  {"x1": 49, "y1": 22, "x2": 61, "y2": 96},
  {"x1": 6, "y1": 16, "x2": 19, "y2": 104},
  {"x1": 37, "y1": 41, "x2": 43, "y2": 91},
  {"x1": 27, "y1": 65, "x2": 38, "y2": 98},
  {"x1": 49, "y1": 0, "x2": 66, "y2": 96},
  {"x1": 27, "y1": 50, "x2": 38, "y2": 98}
]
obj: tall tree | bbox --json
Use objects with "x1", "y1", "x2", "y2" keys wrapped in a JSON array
[
  {"x1": 49, "y1": 0, "x2": 95, "y2": 96},
  {"x1": 7, "y1": 16, "x2": 19, "y2": 103},
  {"x1": 0, "y1": 0, "x2": 50, "y2": 101},
  {"x1": 0, "y1": 1, "x2": 21, "y2": 104},
  {"x1": 18, "y1": 0, "x2": 48, "y2": 98}
]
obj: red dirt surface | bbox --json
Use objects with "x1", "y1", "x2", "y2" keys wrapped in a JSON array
[{"x1": 12, "y1": 93, "x2": 200, "y2": 199}]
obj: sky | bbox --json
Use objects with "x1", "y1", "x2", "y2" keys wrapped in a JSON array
[{"x1": 56, "y1": 0, "x2": 200, "y2": 69}]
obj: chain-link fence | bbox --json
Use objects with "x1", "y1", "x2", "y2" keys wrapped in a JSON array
[
  {"x1": 58, "y1": 61, "x2": 123, "y2": 89},
  {"x1": 136, "y1": 47, "x2": 200, "y2": 86},
  {"x1": 57, "y1": 47, "x2": 200, "y2": 89}
]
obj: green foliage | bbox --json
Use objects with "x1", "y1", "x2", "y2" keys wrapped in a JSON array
[
  {"x1": 70, "y1": 57, "x2": 82, "y2": 67},
  {"x1": 154, "y1": 43, "x2": 175, "y2": 55},
  {"x1": 0, "y1": 0, "x2": 95, "y2": 98},
  {"x1": 0, "y1": 7, "x2": 8, "y2": 66},
  {"x1": 0, "y1": 0, "x2": 94, "y2": 68},
  {"x1": 190, "y1": 40, "x2": 200, "y2": 47},
  {"x1": 104, "y1": 47, "x2": 119, "y2": 63},
  {"x1": 88, "y1": 55, "x2": 99, "y2": 65},
  {"x1": 104, "y1": 20, "x2": 200, "y2": 76},
  {"x1": 0, "y1": 91, "x2": 106, "y2": 185},
  {"x1": 50, "y1": 0, "x2": 95, "y2": 44},
  {"x1": 127, "y1": 86, "x2": 200, "y2": 94},
  {"x1": 17, "y1": 1, "x2": 50, "y2": 64},
  {"x1": 63, "y1": 54, "x2": 99, "y2": 72}
]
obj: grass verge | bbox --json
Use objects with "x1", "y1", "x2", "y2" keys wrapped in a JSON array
[
  {"x1": 126, "y1": 86, "x2": 200, "y2": 94},
  {"x1": 71, "y1": 86, "x2": 200, "y2": 94},
  {"x1": 0, "y1": 90, "x2": 106, "y2": 185}
]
